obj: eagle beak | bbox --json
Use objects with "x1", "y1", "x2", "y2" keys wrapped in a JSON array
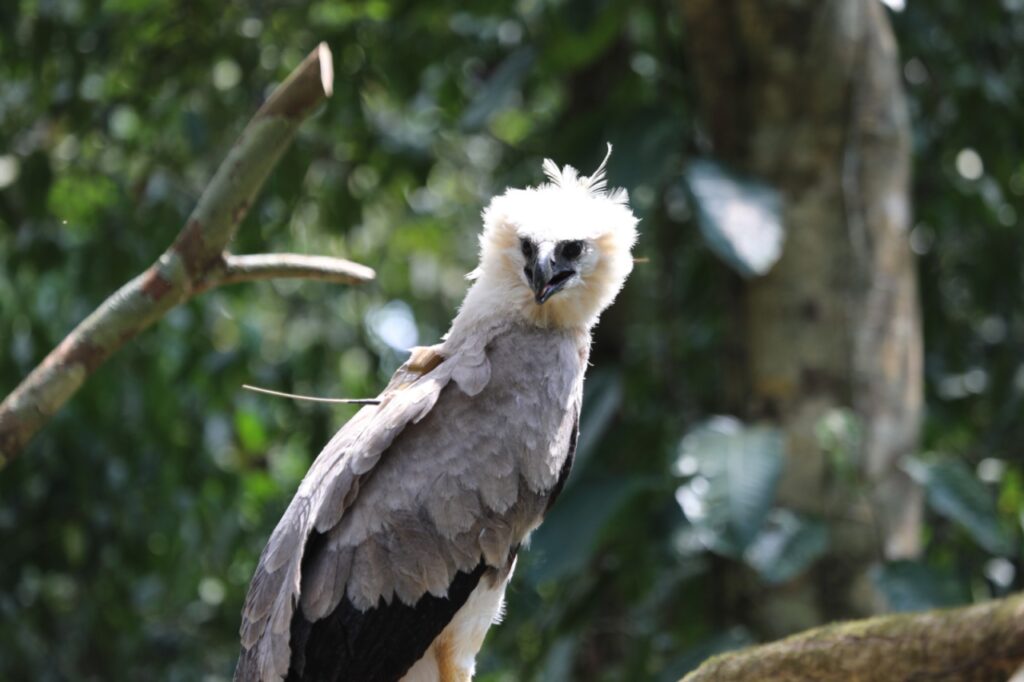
[{"x1": 527, "y1": 248, "x2": 576, "y2": 305}]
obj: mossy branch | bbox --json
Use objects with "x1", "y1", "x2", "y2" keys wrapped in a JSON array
[
  {"x1": 682, "y1": 594, "x2": 1024, "y2": 682},
  {"x1": 0, "y1": 42, "x2": 374, "y2": 467}
]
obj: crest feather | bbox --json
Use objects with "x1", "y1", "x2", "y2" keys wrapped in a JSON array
[
  {"x1": 585, "y1": 143, "x2": 613, "y2": 195},
  {"x1": 541, "y1": 158, "x2": 580, "y2": 188},
  {"x1": 540, "y1": 143, "x2": 624, "y2": 204}
]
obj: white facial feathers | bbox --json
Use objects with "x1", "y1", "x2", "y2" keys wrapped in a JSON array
[{"x1": 463, "y1": 145, "x2": 639, "y2": 330}]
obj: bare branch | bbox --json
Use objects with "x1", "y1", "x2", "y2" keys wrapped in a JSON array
[
  {"x1": 681, "y1": 594, "x2": 1024, "y2": 682},
  {"x1": 0, "y1": 42, "x2": 372, "y2": 467},
  {"x1": 215, "y1": 253, "x2": 376, "y2": 289}
]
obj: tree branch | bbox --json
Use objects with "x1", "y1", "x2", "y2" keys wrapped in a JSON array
[
  {"x1": 0, "y1": 42, "x2": 373, "y2": 467},
  {"x1": 682, "y1": 594, "x2": 1024, "y2": 682},
  {"x1": 215, "y1": 253, "x2": 375, "y2": 289}
]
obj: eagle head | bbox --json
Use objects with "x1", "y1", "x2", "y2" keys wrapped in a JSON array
[{"x1": 471, "y1": 145, "x2": 639, "y2": 330}]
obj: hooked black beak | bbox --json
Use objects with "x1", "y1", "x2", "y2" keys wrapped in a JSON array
[{"x1": 525, "y1": 253, "x2": 576, "y2": 305}]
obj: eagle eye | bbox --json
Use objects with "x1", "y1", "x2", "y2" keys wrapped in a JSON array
[
  {"x1": 560, "y1": 240, "x2": 584, "y2": 260},
  {"x1": 520, "y1": 238, "x2": 535, "y2": 259}
]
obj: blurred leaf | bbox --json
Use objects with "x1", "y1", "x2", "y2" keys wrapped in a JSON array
[
  {"x1": 743, "y1": 509, "x2": 829, "y2": 584},
  {"x1": 104, "y1": 0, "x2": 174, "y2": 13},
  {"x1": 814, "y1": 408, "x2": 862, "y2": 484},
  {"x1": 684, "y1": 159, "x2": 784, "y2": 279},
  {"x1": 905, "y1": 454, "x2": 1014, "y2": 555},
  {"x1": 19, "y1": 150, "x2": 54, "y2": 218},
  {"x1": 234, "y1": 410, "x2": 267, "y2": 453},
  {"x1": 182, "y1": 110, "x2": 209, "y2": 153},
  {"x1": 674, "y1": 416, "x2": 784, "y2": 557},
  {"x1": 528, "y1": 475, "x2": 641, "y2": 586},
  {"x1": 870, "y1": 560, "x2": 969, "y2": 612},
  {"x1": 535, "y1": 635, "x2": 577, "y2": 682},
  {"x1": 489, "y1": 108, "x2": 533, "y2": 145},
  {"x1": 574, "y1": 369, "x2": 622, "y2": 472},
  {"x1": 47, "y1": 173, "x2": 119, "y2": 231},
  {"x1": 460, "y1": 47, "x2": 535, "y2": 130},
  {"x1": 656, "y1": 627, "x2": 755, "y2": 682},
  {"x1": 309, "y1": 0, "x2": 389, "y2": 27}
]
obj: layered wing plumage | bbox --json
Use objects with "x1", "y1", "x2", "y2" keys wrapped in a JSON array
[{"x1": 235, "y1": 323, "x2": 587, "y2": 682}]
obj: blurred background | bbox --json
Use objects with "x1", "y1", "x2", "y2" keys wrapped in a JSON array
[{"x1": 2, "y1": 0, "x2": 1024, "y2": 680}]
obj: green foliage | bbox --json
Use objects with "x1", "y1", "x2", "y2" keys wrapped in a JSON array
[
  {"x1": 674, "y1": 417, "x2": 783, "y2": 557},
  {"x1": 743, "y1": 510, "x2": 829, "y2": 586},
  {"x1": 905, "y1": 455, "x2": 1015, "y2": 556},
  {"x1": 1, "y1": 0, "x2": 1024, "y2": 680},
  {"x1": 673, "y1": 420, "x2": 829, "y2": 586},
  {"x1": 529, "y1": 475, "x2": 643, "y2": 586}
]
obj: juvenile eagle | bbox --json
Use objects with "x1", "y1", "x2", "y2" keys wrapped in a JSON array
[{"x1": 235, "y1": 148, "x2": 639, "y2": 682}]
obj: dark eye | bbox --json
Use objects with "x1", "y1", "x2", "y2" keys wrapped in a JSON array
[
  {"x1": 520, "y1": 238, "x2": 534, "y2": 259},
  {"x1": 561, "y1": 240, "x2": 584, "y2": 260}
]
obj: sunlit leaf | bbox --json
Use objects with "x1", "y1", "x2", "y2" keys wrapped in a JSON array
[
  {"x1": 234, "y1": 410, "x2": 268, "y2": 453},
  {"x1": 47, "y1": 174, "x2": 118, "y2": 235},
  {"x1": 674, "y1": 416, "x2": 784, "y2": 557},
  {"x1": 489, "y1": 108, "x2": 533, "y2": 145},
  {"x1": 684, "y1": 159, "x2": 784, "y2": 278},
  {"x1": 743, "y1": 509, "x2": 828, "y2": 584},
  {"x1": 904, "y1": 455, "x2": 1014, "y2": 555}
]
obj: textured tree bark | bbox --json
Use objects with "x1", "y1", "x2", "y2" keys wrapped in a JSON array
[
  {"x1": 682, "y1": 593, "x2": 1024, "y2": 682},
  {"x1": 680, "y1": 0, "x2": 923, "y2": 634},
  {"x1": 0, "y1": 43, "x2": 374, "y2": 467}
]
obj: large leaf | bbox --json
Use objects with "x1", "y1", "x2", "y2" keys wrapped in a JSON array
[
  {"x1": 527, "y1": 475, "x2": 641, "y2": 585},
  {"x1": 904, "y1": 455, "x2": 1014, "y2": 555},
  {"x1": 743, "y1": 509, "x2": 829, "y2": 584},
  {"x1": 683, "y1": 159, "x2": 785, "y2": 278},
  {"x1": 870, "y1": 560, "x2": 968, "y2": 612},
  {"x1": 674, "y1": 416, "x2": 784, "y2": 557},
  {"x1": 574, "y1": 369, "x2": 623, "y2": 471}
]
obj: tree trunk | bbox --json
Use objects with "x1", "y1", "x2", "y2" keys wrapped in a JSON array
[{"x1": 680, "y1": 0, "x2": 923, "y2": 635}]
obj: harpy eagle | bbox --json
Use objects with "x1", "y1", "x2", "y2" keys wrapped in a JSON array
[{"x1": 234, "y1": 148, "x2": 639, "y2": 682}]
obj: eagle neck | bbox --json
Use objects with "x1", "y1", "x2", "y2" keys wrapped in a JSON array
[{"x1": 444, "y1": 276, "x2": 592, "y2": 356}]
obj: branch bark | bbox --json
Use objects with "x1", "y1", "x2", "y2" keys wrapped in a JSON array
[
  {"x1": 0, "y1": 42, "x2": 373, "y2": 466},
  {"x1": 211, "y1": 254, "x2": 375, "y2": 290},
  {"x1": 682, "y1": 595, "x2": 1024, "y2": 682}
]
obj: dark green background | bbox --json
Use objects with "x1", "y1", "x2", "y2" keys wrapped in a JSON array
[{"x1": 1, "y1": 1, "x2": 1022, "y2": 679}]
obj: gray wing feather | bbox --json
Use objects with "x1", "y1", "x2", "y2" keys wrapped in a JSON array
[
  {"x1": 238, "y1": 353, "x2": 458, "y2": 681},
  {"x1": 237, "y1": 326, "x2": 586, "y2": 682}
]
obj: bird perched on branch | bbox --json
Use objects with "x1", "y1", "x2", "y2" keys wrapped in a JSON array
[{"x1": 234, "y1": 147, "x2": 638, "y2": 682}]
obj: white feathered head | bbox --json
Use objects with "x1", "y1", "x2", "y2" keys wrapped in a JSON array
[{"x1": 469, "y1": 145, "x2": 639, "y2": 329}]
